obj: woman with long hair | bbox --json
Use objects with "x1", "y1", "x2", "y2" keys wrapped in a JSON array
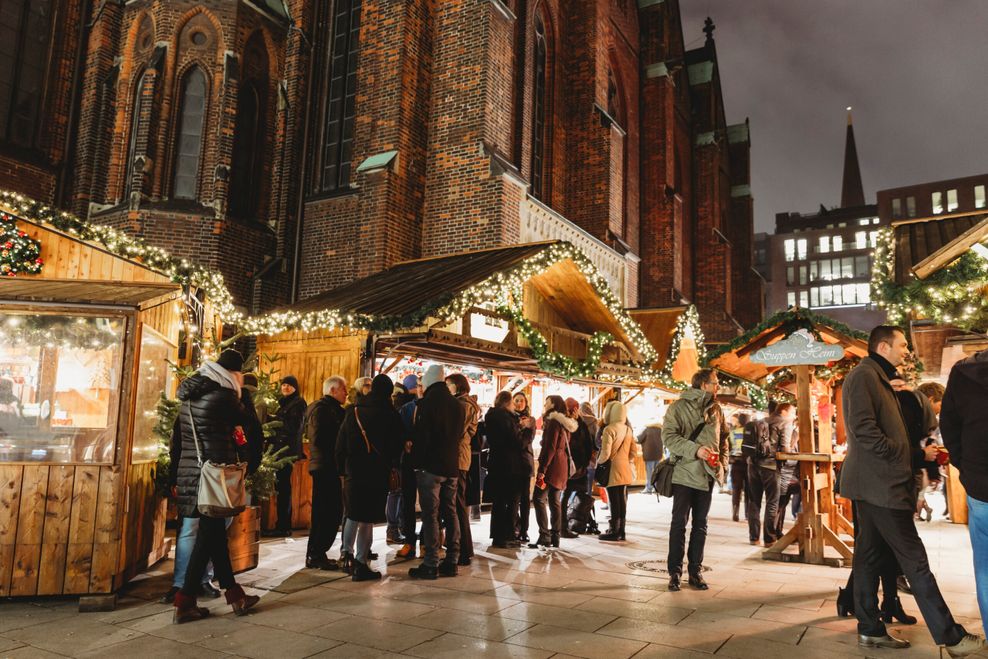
[
  {"x1": 485, "y1": 391, "x2": 527, "y2": 548},
  {"x1": 512, "y1": 391, "x2": 535, "y2": 542},
  {"x1": 530, "y1": 395, "x2": 577, "y2": 548}
]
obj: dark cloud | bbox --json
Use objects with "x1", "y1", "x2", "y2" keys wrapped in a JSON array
[{"x1": 679, "y1": 0, "x2": 988, "y2": 231}]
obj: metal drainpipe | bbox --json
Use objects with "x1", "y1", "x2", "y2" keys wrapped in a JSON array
[
  {"x1": 57, "y1": 0, "x2": 93, "y2": 209},
  {"x1": 289, "y1": 6, "x2": 318, "y2": 303}
]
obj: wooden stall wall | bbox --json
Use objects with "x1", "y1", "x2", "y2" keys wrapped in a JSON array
[
  {"x1": 254, "y1": 329, "x2": 364, "y2": 530},
  {"x1": 1, "y1": 464, "x2": 123, "y2": 596}
]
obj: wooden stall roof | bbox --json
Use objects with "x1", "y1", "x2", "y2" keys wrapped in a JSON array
[
  {"x1": 286, "y1": 241, "x2": 642, "y2": 358},
  {"x1": 709, "y1": 310, "x2": 868, "y2": 384},
  {"x1": 628, "y1": 306, "x2": 687, "y2": 370},
  {"x1": 892, "y1": 210, "x2": 988, "y2": 284},
  {"x1": 0, "y1": 214, "x2": 180, "y2": 307}
]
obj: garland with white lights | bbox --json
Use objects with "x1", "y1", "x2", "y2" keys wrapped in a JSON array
[
  {"x1": 497, "y1": 303, "x2": 611, "y2": 379},
  {"x1": 663, "y1": 305, "x2": 707, "y2": 378},
  {"x1": 0, "y1": 314, "x2": 121, "y2": 350},
  {"x1": 0, "y1": 211, "x2": 43, "y2": 277},
  {"x1": 871, "y1": 227, "x2": 988, "y2": 329}
]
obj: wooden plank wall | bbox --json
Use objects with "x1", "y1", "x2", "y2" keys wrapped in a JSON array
[
  {"x1": 256, "y1": 330, "x2": 364, "y2": 404},
  {"x1": 0, "y1": 465, "x2": 122, "y2": 596}
]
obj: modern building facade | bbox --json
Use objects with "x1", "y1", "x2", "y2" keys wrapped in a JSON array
[
  {"x1": 762, "y1": 114, "x2": 887, "y2": 330},
  {"x1": 0, "y1": 0, "x2": 760, "y2": 339},
  {"x1": 877, "y1": 173, "x2": 988, "y2": 224}
]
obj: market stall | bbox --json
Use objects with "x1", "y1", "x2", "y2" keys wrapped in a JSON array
[
  {"x1": 0, "y1": 207, "x2": 183, "y2": 600},
  {"x1": 709, "y1": 308, "x2": 868, "y2": 566}
]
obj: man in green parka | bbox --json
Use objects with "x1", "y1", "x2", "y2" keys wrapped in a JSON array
[{"x1": 663, "y1": 368, "x2": 722, "y2": 592}]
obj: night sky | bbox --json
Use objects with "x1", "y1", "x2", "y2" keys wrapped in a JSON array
[{"x1": 679, "y1": 1, "x2": 988, "y2": 233}]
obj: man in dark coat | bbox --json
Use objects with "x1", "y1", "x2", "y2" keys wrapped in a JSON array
[
  {"x1": 746, "y1": 402, "x2": 791, "y2": 546},
  {"x1": 842, "y1": 325, "x2": 980, "y2": 654},
  {"x1": 265, "y1": 375, "x2": 306, "y2": 537},
  {"x1": 563, "y1": 397, "x2": 595, "y2": 535},
  {"x1": 408, "y1": 365, "x2": 466, "y2": 579},
  {"x1": 168, "y1": 349, "x2": 259, "y2": 622},
  {"x1": 304, "y1": 375, "x2": 347, "y2": 570},
  {"x1": 636, "y1": 422, "x2": 663, "y2": 495},
  {"x1": 940, "y1": 349, "x2": 988, "y2": 637}
]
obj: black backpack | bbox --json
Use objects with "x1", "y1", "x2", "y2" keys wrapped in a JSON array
[{"x1": 741, "y1": 419, "x2": 773, "y2": 460}]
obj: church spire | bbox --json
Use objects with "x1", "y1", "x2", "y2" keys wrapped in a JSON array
[{"x1": 840, "y1": 107, "x2": 865, "y2": 207}]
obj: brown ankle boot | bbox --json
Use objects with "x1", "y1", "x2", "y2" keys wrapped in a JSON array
[
  {"x1": 172, "y1": 591, "x2": 210, "y2": 624},
  {"x1": 225, "y1": 583, "x2": 260, "y2": 616}
]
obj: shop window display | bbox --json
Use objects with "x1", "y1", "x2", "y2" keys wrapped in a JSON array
[{"x1": 0, "y1": 312, "x2": 125, "y2": 463}]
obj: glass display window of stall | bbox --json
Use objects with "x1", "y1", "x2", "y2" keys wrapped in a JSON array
[{"x1": 0, "y1": 312, "x2": 126, "y2": 464}]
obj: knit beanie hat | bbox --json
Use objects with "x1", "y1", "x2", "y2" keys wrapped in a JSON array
[
  {"x1": 215, "y1": 349, "x2": 244, "y2": 373},
  {"x1": 423, "y1": 364, "x2": 444, "y2": 390},
  {"x1": 281, "y1": 375, "x2": 300, "y2": 391},
  {"x1": 402, "y1": 374, "x2": 420, "y2": 391}
]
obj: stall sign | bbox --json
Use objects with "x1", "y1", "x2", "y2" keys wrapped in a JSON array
[{"x1": 750, "y1": 329, "x2": 845, "y2": 366}]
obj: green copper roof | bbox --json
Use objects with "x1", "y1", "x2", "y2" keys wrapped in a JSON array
[
  {"x1": 645, "y1": 62, "x2": 669, "y2": 79},
  {"x1": 638, "y1": 0, "x2": 665, "y2": 8},
  {"x1": 687, "y1": 61, "x2": 714, "y2": 85},
  {"x1": 254, "y1": 0, "x2": 289, "y2": 21},
  {"x1": 727, "y1": 123, "x2": 749, "y2": 144},
  {"x1": 695, "y1": 131, "x2": 716, "y2": 146},
  {"x1": 356, "y1": 150, "x2": 399, "y2": 173},
  {"x1": 731, "y1": 185, "x2": 751, "y2": 198}
]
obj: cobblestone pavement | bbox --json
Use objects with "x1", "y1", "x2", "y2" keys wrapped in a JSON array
[{"x1": 1, "y1": 489, "x2": 983, "y2": 658}]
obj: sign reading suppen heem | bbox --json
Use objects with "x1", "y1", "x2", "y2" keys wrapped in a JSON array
[{"x1": 750, "y1": 329, "x2": 846, "y2": 366}]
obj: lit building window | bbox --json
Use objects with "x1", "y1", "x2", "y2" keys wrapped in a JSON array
[
  {"x1": 869, "y1": 231, "x2": 878, "y2": 248},
  {"x1": 872, "y1": 217, "x2": 880, "y2": 224},
  {"x1": 858, "y1": 218, "x2": 870, "y2": 226},
  {"x1": 947, "y1": 189, "x2": 958, "y2": 212},
  {"x1": 832, "y1": 235, "x2": 843, "y2": 252},
  {"x1": 857, "y1": 283, "x2": 870, "y2": 303},
  {"x1": 810, "y1": 288, "x2": 819, "y2": 307},
  {"x1": 784, "y1": 239, "x2": 795, "y2": 262},
  {"x1": 787, "y1": 291, "x2": 796, "y2": 307},
  {"x1": 799, "y1": 265, "x2": 807, "y2": 285},
  {"x1": 786, "y1": 266, "x2": 795, "y2": 285},
  {"x1": 799, "y1": 291, "x2": 808, "y2": 307},
  {"x1": 797, "y1": 239, "x2": 807, "y2": 260},
  {"x1": 932, "y1": 191, "x2": 943, "y2": 214},
  {"x1": 907, "y1": 196, "x2": 916, "y2": 217},
  {"x1": 891, "y1": 198, "x2": 902, "y2": 218},
  {"x1": 976, "y1": 185, "x2": 986, "y2": 209},
  {"x1": 855, "y1": 231, "x2": 867, "y2": 249},
  {"x1": 818, "y1": 236, "x2": 830, "y2": 254}
]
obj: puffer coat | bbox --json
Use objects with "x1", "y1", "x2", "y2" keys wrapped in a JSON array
[
  {"x1": 169, "y1": 373, "x2": 246, "y2": 517},
  {"x1": 336, "y1": 395, "x2": 403, "y2": 523}
]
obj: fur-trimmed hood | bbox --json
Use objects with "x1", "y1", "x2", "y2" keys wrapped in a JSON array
[{"x1": 546, "y1": 411, "x2": 578, "y2": 433}]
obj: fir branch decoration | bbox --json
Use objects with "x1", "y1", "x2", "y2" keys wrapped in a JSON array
[
  {"x1": 0, "y1": 211, "x2": 43, "y2": 276},
  {"x1": 246, "y1": 445, "x2": 297, "y2": 501}
]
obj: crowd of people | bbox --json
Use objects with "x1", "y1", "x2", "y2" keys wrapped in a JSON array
[{"x1": 159, "y1": 334, "x2": 987, "y2": 656}]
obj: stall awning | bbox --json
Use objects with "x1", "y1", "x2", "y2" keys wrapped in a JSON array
[
  {"x1": 892, "y1": 210, "x2": 988, "y2": 283},
  {"x1": 708, "y1": 309, "x2": 868, "y2": 384},
  {"x1": 0, "y1": 278, "x2": 179, "y2": 307}
]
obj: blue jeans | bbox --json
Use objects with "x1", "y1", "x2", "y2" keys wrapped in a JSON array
[
  {"x1": 386, "y1": 490, "x2": 402, "y2": 533},
  {"x1": 969, "y1": 495, "x2": 988, "y2": 633},
  {"x1": 173, "y1": 516, "x2": 232, "y2": 588},
  {"x1": 643, "y1": 460, "x2": 659, "y2": 493}
]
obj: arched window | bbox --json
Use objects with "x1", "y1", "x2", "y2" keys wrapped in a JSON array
[
  {"x1": 172, "y1": 67, "x2": 207, "y2": 200},
  {"x1": 125, "y1": 70, "x2": 149, "y2": 198},
  {"x1": 313, "y1": 0, "x2": 362, "y2": 193},
  {"x1": 606, "y1": 68, "x2": 628, "y2": 239},
  {"x1": 0, "y1": 0, "x2": 56, "y2": 148},
  {"x1": 229, "y1": 33, "x2": 269, "y2": 219},
  {"x1": 530, "y1": 13, "x2": 549, "y2": 201}
]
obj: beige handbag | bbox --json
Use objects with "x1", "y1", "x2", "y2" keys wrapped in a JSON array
[{"x1": 187, "y1": 401, "x2": 247, "y2": 517}]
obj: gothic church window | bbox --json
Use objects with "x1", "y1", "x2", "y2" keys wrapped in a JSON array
[
  {"x1": 313, "y1": 0, "x2": 362, "y2": 193},
  {"x1": 172, "y1": 67, "x2": 207, "y2": 200},
  {"x1": 125, "y1": 71, "x2": 149, "y2": 198},
  {"x1": 230, "y1": 33, "x2": 269, "y2": 219},
  {"x1": 0, "y1": 0, "x2": 55, "y2": 148},
  {"x1": 530, "y1": 13, "x2": 550, "y2": 201}
]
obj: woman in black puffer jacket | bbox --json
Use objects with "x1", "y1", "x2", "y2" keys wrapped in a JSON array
[{"x1": 168, "y1": 350, "x2": 259, "y2": 623}]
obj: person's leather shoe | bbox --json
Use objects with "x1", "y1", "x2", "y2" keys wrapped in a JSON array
[
  {"x1": 409, "y1": 564, "x2": 438, "y2": 580},
  {"x1": 172, "y1": 591, "x2": 210, "y2": 624},
  {"x1": 668, "y1": 574, "x2": 681, "y2": 591},
  {"x1": 306, "y1": 555, "x2": 340, "y2": 571},
  {"x1": 836, "y1": 587, "x2": 854, "y2": 617},
  {"x1": 386, "y1": 530, "x2": 405, "y2": 544},
  {"x1": 339, "y1": 553, "x2": 354, "y2": 574},
  {"x1": 352, "y1": 561, "x2": 382, "y2": 582},
  {"x1": 560, "y1": 529, "x2": 579, "y2": 539},
  {"x1": 396, "y1": 544, "x2": 415, "y2": 559},
  {"x1": 198, "y1": 582, "x2": 221, "y2": 598},
  {"x1": 857, "y1": 634, "x2": 910, "y2": 649},
  {"x1": 225, "y1": 584, "x2": 260, "y2": 616},
  {"x1": 438, "y1": 561, "x2": 458, "y2": 577},
  {"x1": 944, "y1": 633, "x2": 987, "y2": 657},
  {"x1": 368, "y1": 551, "x2": 379, "y2": 561},
  {"x1": 688, "y1": 572, "x2": 709, "y2": 591},
  {"x1": 457, "y1": 556, "x2": 472, "y2": 566},
  {"x1": 880, "y1": 596, "x2": 917, "y2": 625}
]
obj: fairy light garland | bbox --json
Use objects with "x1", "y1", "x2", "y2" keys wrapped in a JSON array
[
  {"x1": 871, "y1": 227, "x2": 988, "y2": 329},
  {"x1": 0, "y1": 211, "x2": 43, "y2": 276}
]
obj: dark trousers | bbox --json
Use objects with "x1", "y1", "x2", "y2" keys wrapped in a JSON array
[
  {"x1": 416, "y1": 470, "x2": 459, "y2": 568},
  {"x1": 853, "y1": 500, "x2": 966, "y2": 645},
  {"x1": 532, "y1": 484, "x2": 562, "y2": 540},
  {"x1": 307, "y1": 471, "x2": 343, "y2": 559},
  {"x1": 453, "y1": 469, "x2": 473, "y2": 560},
  {"x1": 181, "y1": 515, "x2": 235, "y2": 595},
  {"x1": 490, "y1": 475, "x2": 523, "y2": 543},
  {"x1": 668, "y1": 480, "x2": 713, "y2": 577},
  {"x1": 730, "y1": 459, "x2": 747, "y2": 517},
  {"x1": 606, "y1": 485, "x2": 627, "y2": 530},
  {"x1": 515, "y1": 477, "x2": 532, "y2": 538},
  {"x1": 839, "y1": 501, "x2": 899, "y2": 610},
  {"x1": 776, "y1": 479, "x2": 799, "y2": 537},
  {"x1": 275, "y1": 464, "x2": 293, "y2": 532},
  {"x1": 746, "y1": 463, "x2": 780, "y2": 544},
  {"x1": 400, "y1": 458, "x2": 418, "y2": 544}
]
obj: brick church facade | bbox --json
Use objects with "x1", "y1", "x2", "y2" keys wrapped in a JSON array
[{"x1": 0, "y1": 0, "x2": 759, "y2": 340}]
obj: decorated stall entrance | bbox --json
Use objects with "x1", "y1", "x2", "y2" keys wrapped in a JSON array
[
  {"x1": 709, "y1": 309, "x2": 869, "y2": 566},
  {"x1": 0, "y1": 205, "x2": 184, "y2": 599}
]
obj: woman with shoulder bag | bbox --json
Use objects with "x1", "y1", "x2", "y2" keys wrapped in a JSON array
[
  {"x1": 170, "y1": 350, "x2": 259, "y2": 624},
  {"x1": 596, "y1": 401, "x2": 638, "y2": 541},
  {"x1": 336, "y1": 374, "x2": 404, "y2": 581}
]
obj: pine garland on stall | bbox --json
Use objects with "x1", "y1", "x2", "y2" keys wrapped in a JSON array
[{"x1": 0, "y1": 211, "x2": 43, "y2": 277}]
